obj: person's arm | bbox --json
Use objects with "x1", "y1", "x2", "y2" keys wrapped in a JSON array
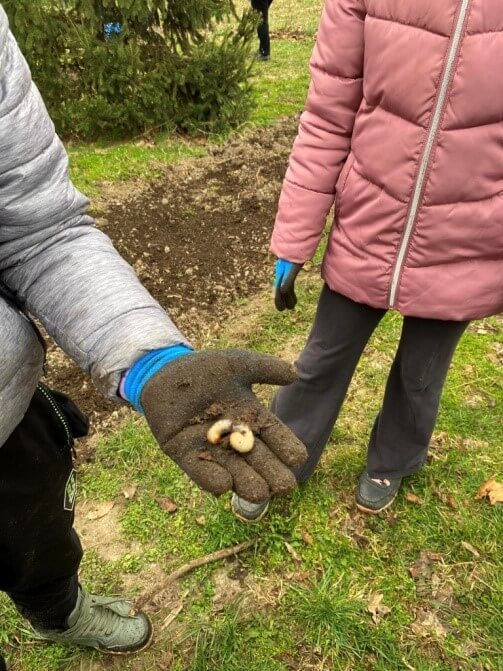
[
  {"x1": 271, "y1": 0, "x2": 366, "y2": 263},
  {"x1": 0, "y1": 7, "x2": 189, "y2": 398}
]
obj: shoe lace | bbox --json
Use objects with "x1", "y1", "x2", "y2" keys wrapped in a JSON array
[{"x1": 77, "y1": 597, "x2": 127, "y2": 638}]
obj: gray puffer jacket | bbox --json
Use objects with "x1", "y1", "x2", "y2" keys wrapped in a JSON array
[{"x1": 0, "y1": 6, "x2": 189, "y2": 446}]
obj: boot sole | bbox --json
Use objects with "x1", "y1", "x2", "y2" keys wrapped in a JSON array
[
  {"x1": 231, "y1": 501, "x2": 270, "y2": 524},
  {"x1": 355, "y1": 493, "x2": 398, "y2": 516}
]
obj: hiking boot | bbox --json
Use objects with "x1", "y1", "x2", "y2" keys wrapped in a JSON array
[
  {"x1": 355, "y1": 472, "x2": 402, "y2": 514},
  {"x1": 231, "y1": 494, "x2": 270, "y2": 523},
  {"x1": 33, "y1": 587, "x2": 153, "y2": 655}
]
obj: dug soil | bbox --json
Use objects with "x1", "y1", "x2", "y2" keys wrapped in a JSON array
[{"x1": 43, "y1": 118, "x2": 301, "y2": 447}]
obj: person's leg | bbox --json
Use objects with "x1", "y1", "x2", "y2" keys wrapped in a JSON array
[
  {"x1": 251, "y1": 0, "x2": 271, "y2": 58},
  {"x1": 232, "y1": 286, "x2": 386, "y2": 521},
  {"x1": 0, "y1": 386, "x2": 152, "y2": 654},
  {"x1": 0, "y1": 387, "x2": 83, "y2": 630},
  {"x1": 272, "y1": 286, "x2": 386, "y2": 484},
  {"x1": 365, "y1": 316, "x2": 469, "y2": 480}
]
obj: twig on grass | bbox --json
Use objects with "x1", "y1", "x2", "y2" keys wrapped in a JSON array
[{"x1": 135, "y1": 538, "x2": 257, "y2": 611}]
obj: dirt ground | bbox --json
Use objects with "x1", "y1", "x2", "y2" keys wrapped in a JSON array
[{"x1": 44, "y1": 118, "x2": 299, "y2": 446}]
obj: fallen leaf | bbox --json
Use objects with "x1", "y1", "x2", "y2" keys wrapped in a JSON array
[
  {"x1": 430, "y1": 573, "x2": 441, "y2": 597},
  {"x1": 285, "y1": 570, "x2": 312, "y2": 583},
  {"x1": 475, "y1": 479, "x2": 503, "y2": 505},
  {"x1": 409, "y1": 550, "x2": 443, "y2": 579},
  {"x1": 158, "y1": 497, "x2": 178, "y2": 514},
  {"x1": 411, "y1": 609, "x2": 448, "y2": 639},
  {"x1": 195, "y1": 515, "x2": 206, "y2": 526},
  {"x1": 86, "y1": 501, "x2": 115, "y2": 520},
  {"x1": 461, "y1": 541, "x2": 480, "y2": 558},
  {"x1": 367, "y1": 592, "x2": 391, "y2": 625},
  {"x1": 301, "y1": 530, "x2": 314, "y2": 546},
  {"x1": 285, "y1": 542, "x2": 302, "y2": 563},
  {"x1": 406, "y1": 493, "x2": 424, "y2": 505},
  {"x1": 123, "y1": 483, "x2": 138, "y2": 500}
]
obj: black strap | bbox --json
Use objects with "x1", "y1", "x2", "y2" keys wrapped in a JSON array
[{"x1": 0, "y1": 280, "x2": 48, "y2": 356}]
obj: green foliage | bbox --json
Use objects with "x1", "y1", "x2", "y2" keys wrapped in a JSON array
[{"x1": 4, "y1": 1, "x2": 256, "y2": 139}]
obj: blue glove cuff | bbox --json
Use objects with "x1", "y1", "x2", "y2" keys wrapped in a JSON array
[
  {"x1": 274, "y1": 259, "x2": 295, "y2": 288},
  {"x1": 123, "y1": 345, "x2": 194, "y2": 413}
]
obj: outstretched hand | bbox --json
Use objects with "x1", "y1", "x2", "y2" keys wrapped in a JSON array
[{"x1": 141, "y1": 350, "x2": 307, "y2": 502}]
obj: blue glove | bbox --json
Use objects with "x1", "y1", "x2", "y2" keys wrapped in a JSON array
[
  {"x1": 104, "y1": 22, "x2": 122, "y2": 40},
  {"x1": 274, "y1": 259, "x2": 303, "y2": 311},
  {"x1": 122, "y1": 344, "x2": 194, "y2": 412}
]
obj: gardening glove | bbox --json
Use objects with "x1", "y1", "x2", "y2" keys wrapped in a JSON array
[
  {"x1": 123, "y1": 347, "x2": 307, "y2": 502},
  {"x1": 274, "y1": 259, "x2": 303, "y2": 311}
]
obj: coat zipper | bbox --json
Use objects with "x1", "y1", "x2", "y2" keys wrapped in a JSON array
[
  {"x1": 38, "y1": 383, "x2": 73, "y2": 448},
  {"x1": 388, "y1": 0, "x2": 471, "y2": 308}
]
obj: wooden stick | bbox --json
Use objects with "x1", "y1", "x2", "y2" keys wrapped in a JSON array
[{"x1": 135, "y1": 538, "x2": 257, "y2": 611}]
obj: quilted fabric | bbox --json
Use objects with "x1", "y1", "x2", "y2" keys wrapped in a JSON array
[{"x1": 271, "y1": 0, "x2": 503, "y2": 320}]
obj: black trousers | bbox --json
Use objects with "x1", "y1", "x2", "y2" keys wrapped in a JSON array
[
  {"x1": 0, "y1": 385, "x2": 88, "y2": 634},
  {"x1": 272, "y1": 286, "x2": 468, "y2": 482},
  {"x1": 251, "y1": 0, "x2": 273, "y2": 56}
]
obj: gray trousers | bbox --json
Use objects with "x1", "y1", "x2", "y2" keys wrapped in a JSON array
[{"x1": 272, "y1": 285, "x2": 468, "y2": 481}]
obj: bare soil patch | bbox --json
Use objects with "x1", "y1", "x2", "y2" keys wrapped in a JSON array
[{"x1": 43, "y1": 119, "x2": 299, "y2": 447}]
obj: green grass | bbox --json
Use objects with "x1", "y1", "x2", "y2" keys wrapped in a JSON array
[{"x1": 3, "y1": 278, "x2": 501, "y2": 671}]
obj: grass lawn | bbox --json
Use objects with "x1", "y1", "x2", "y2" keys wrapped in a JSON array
[
  {"x1": 2, "y1": 274, "x2": 501, "y2": 671},
  {"x1": 2, "y1": 1, "x2": 502, "y2": 669}
]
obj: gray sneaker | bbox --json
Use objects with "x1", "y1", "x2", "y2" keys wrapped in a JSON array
[
  {"x1": 33, "y1": 587, "x2": 153, "y2": 655},
  {"x1": 355, "y1": 472, "x2": 402, "y2": 514},
  {"x1": 231, "y1": 494, "x2": 270, "y2": 523}
]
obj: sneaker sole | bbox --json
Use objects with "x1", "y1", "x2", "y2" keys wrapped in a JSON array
[
  {"x1": 97, "y1": 615, "x2": 154, "y2": 656},
  {"x1": 231, "y1": 501, "x2": 270, "y2": 524},
  {"x1": 355, "y1": 492, "x2": 398, "y2": 516}
]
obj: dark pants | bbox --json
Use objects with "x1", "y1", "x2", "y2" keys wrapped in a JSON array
[
  {"x1": 0, "y1": 386, "x2": 88, "y2": 634},
  {"x1": 272, "y1": 286, "x2": 468, "y2": 482},
  {"x1": 251, "y1": 0, "x2": 273, "y2": 56}
]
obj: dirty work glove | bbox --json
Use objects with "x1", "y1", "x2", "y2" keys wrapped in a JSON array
[
  {"x1": 274, "y1": 259, "x2": 303, "y2": 311},
  {"x1": 129, "y1": 349, "x2": 307, "y2": 502}
]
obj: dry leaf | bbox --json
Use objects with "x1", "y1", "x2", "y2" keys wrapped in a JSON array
[
  {"x1": 86, "y1": 501, "x2": 115, "y2": 520},
  {"x1": 475, "y1": 479, "x2": 503, "y2": 505},
  {"x1": 411, "y1": 609, "x2": 448, "y2": 639},
  {"x1": 123, "y1": 484, "x2": 138, "y2": 500},
  {"x1": 461, "y1": 541, "x2": 480, "y2": 558},
  {"x1": 286, "y1": 570, "x2": 312, "y2": 583},
  {"x1": 301, "y1": 530, "x2": 314, "y2": 546},
  {"x1": 409, "y1": 550, "x2": 443, "y2": 579},
  {"x1": 195, "y1": 515, "x2": 206, "y2": 526},
  {"x1": 406, "y1": 493, "x2": 424, "y2": 505},
  {"x1": 285, "y1": 542, "x2": 302, "y2": 563},
  {"x1": 158, "y1": 497, "x2": 178, "y2": 514},
  {"x1": 446, "y1": 495, "x2": 457, "y2": 509},
  {"x1": 367, "y1": 592, "x2": 391, "y2": 625}
]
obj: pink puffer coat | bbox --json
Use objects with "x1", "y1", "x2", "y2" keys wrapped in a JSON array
[{"x1": 271, "y1": 0, "x2": 503, "y2": 321}]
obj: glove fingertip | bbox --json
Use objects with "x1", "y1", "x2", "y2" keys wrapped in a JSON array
[{"x1": 274, "y1": 290, "x2": 286, "y2": 312}]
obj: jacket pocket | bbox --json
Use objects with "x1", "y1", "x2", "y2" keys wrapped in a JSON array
[
  {"x1": 37, "y1": 383, "x2": 89, "y2": 445},
  {"x1": 335, "y1": 152, "x2": 355, "y2": 215}
]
